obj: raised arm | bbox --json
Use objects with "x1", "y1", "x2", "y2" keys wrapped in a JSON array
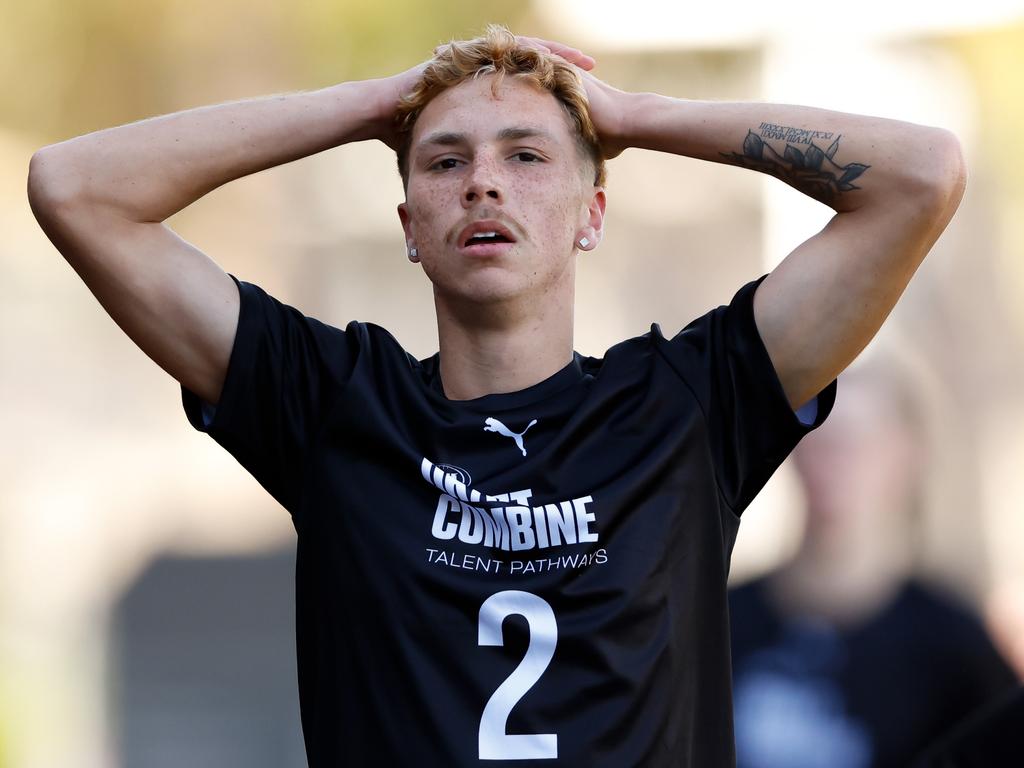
[
  {"x1": 27, "y1": 67, "x2": 421, "y2": 406},
  {"x1": 607, "y1": 94, "x2": 965, "y2": 408},
  {"x1": 570, "y1": 67, "x2": 963, "y2": 409}
]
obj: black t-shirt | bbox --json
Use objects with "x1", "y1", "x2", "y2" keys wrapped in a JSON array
[
  {"x1": 729, "y1": 579, "x2": 1018, "y2": 768},
  {"x1": 181, "y1": 273, "x2": 835, "y2": 767}
]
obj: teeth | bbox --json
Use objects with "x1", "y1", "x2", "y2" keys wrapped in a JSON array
[{"x1": 466, "y1": 231, "x2": 504, "y2": 246}]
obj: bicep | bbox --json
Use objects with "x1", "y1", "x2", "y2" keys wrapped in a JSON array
[
  {"x1": 754, "y1": 190, "x2": 958, "y2": 408},
  {"x1": 33, "y1": 198, "x2": 239, "y2": 406}
]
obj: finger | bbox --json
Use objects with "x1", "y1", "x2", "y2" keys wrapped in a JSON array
[
  {"x1": 523, "y1": 37, "x2": 596, "y2": 70},
  {"x1": 516, "y1": 35, "x2": 595, "y2": 70},
  {"x1": 432, "y1": 36, "x2": 597, "y2": 71},
  {"x1": 516, "y1": 36, "x2": 551, "y2": 54}
]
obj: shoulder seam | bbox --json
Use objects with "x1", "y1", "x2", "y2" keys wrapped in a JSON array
[
  {"x1": 649, "y1": 323, "x2": 741, "y2": 519},
  {"x1": 296, "y1": 319, "x2": 367, "y2": 528}
]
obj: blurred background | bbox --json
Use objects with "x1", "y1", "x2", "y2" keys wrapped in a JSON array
[{"x1": 3, "y1": 1, "x2": 1023, "y2": 766}]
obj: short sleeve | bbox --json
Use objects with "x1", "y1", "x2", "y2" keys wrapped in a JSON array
[
  {"x1": 653, "y1": 275, "x2": 836, "y2": 514},
  {"x1": 181, "y1": 273, "x2": 358, "y2": 516}
]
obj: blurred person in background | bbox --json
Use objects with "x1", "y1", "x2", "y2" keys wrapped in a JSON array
[
  {"x1": 27, "y1": 23, "x2": 968, "y2": 767},
  {"x1": 729, "y1": 358, "x2": 1018, "y2": 768}
]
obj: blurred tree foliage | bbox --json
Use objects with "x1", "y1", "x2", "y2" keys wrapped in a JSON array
[
  {"x1": 951, "y1": 22, "x2": 1024, "y2": 338},
  {"x1": 292, "y1": 0, "x2": 531, "y2": 80},
  {"x1": 0, "y1": 681, "x2": 7, "y2": 768},
  {"x1": 952, "y1": 23, "x2": 1024, "y2": 197},
  {"x1": 2, "y1": 0, "x2": 532, "y2": 143}
]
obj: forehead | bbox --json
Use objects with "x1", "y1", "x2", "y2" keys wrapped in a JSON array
[{"x1": 412, "y1": 74, "x2": 575, "y2": 148}]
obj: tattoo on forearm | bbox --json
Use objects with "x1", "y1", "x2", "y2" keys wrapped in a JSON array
[{"x1": 720, "y1": 123, "x2": 870, "y2": 206}]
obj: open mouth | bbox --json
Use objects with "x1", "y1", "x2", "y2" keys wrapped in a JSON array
[
  {"x1": 457, "y1": 220, "x2": 518, "y2": 252},
  {"x1": 464, "y1": 231, "x2": 513, "y2": 247}
]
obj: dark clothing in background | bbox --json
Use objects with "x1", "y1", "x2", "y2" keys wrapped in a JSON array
[
  {"x1": 912, "y1": 685, "x2": 1024, "y2": 767},
  {"x1": 730, "y1": 578, "x2": 1018, "y2": 768}
]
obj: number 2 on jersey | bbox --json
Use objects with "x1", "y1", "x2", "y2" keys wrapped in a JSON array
[{"x1": 478, "y1": 590, "x2": 558, "y2": 760}]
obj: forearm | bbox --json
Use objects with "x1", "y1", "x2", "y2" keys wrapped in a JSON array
[
  {"x1": 618, "y1": 92, "x2": 964, "y2": 213},
  {"x1": 29, "y1": 79, "x2": 387, "y2": 223}
]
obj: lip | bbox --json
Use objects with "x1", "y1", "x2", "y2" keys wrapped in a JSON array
[
  {"x1": 460, "y1": 241, "x2": 515, "y2": 258},
  {"x1": 457, "y1": 220, "x2": 518, "y2": 249}
]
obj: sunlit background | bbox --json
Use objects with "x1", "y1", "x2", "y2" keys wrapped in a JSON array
[{"x1": 3, "y1": 1, "x2": 1024, "y2": 766}]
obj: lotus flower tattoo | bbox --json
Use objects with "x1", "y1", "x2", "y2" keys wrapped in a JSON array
[{"x1": 722, "y1": 130, "x2": 870, "y2": 206}]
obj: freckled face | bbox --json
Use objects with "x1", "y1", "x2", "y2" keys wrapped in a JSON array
[{"x1": 399, "y1": 75, "x2": 597, "y2": 305}]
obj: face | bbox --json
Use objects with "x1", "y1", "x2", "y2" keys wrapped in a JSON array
[
  {"x1": 792, "y1": 376, "x2": 920, "y2": 546},
  {"x1": 398, "y1": 74, "x2": 605, "y2": 307}
]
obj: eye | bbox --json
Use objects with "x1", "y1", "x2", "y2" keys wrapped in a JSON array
[
  {"x1": 512, "y1": 152, "x2": 542, "y2": 163},
  {"x1": 429, "y1": 157, "x2": 461, "y2": 171}
]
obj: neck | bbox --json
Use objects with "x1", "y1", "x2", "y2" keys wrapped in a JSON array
[
  {"x1": 433, "y1": 283, "x2": 575, "y2": 401},
  {"x1": 768, "y1": 511, "x2": 912, "y2": 627}
]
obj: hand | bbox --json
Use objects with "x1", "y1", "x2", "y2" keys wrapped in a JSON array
[
  {"x1": 370, "y1": 36, "x2": 631, "y2": 158},
  {"x1": 368, "y1": 60, "x2": 430, "y2": 152},
  {"x1": 514, "y1": 36, "x2": 631, "y2": 160},
  {"x1": 369, "y1": 37, "x2": 554, "y2": 151}
]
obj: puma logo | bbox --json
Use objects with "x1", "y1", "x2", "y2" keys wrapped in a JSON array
[{"x1": 483, "y1": 417, "x2": 537, "y2": 457}]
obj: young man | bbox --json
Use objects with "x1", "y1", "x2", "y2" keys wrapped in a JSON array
[{"x1": 27, "y1": 25, "x2": 965, "y2": 767}]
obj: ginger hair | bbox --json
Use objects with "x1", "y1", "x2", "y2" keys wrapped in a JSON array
[{"x1": 394, "y1": 24, "x2": 607, "y2": 189}]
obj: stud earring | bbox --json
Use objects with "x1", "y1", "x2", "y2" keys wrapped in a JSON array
[
  {"x1": 577, "y1": 237, "x2": 590, "y2": 249},
  {"x1": 408, "y1": 247, "x2": 419, "y2": 262}
]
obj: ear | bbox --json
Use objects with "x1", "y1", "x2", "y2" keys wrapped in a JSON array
[
  {"x1": 575, "y1": 187, "x2": 607, "y2": 251},
  {"x1": 397, "y1": 202, "x2": 422, "y2": 263},
  {"x1": 397, "y1": 202, "x2": 413, "y2": 243}
]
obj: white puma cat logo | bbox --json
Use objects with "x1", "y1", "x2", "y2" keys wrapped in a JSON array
[{"x1": 483, "y1": 417, "x2": 538, "y2": 457}]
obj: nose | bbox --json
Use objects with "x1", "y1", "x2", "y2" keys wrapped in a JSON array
[{"x1": 462, "y1": 155, "x2": 503, "y2": 208}]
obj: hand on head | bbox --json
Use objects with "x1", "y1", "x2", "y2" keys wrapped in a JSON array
[
  {"x1": 372, "y1": 30, "x2": 629, "y2": 159},
  {"x1": 511, "y1": 35, "x2": 628, "y2": 159}
]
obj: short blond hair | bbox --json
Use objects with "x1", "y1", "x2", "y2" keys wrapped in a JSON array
[{"x1": 395, "y1": 24, "x2": 607, "y2": 189}]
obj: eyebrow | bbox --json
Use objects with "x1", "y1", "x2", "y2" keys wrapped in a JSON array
[{"x1": 418, "y1": 126, "x2": 555, "y2": 149}]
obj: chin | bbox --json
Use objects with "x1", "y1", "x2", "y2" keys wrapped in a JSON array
[{"x1": 433, "y1": 269, "x2": 532, "y2": 305}]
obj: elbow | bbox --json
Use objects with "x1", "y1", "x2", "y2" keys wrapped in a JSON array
[
  {"x1": 918, "y1": 128, "x2": 968, "y2": 214},
  {"x1": 27, "y1": 147, "x2": 85, "y2": 220}
]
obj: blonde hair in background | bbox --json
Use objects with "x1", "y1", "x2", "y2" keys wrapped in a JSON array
[
  {"x1": 845, "y1": 332, "x2": 991, "y2": 602},
  {"x1": 394, "y1": 24, "x2": 607, "y2": 189}
]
